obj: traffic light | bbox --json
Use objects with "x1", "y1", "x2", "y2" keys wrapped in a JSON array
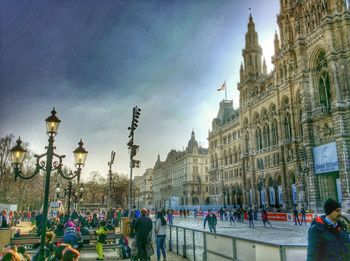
[{"x1": 132, "y1": 106, "x2": 141, "y2": 130}]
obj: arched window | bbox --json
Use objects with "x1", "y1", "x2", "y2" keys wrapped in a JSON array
[
  {"x1": 295, "y1": 92, "x2": 303, "y2": 137},
  {"x1": 255, "y1": 127, "x2": 262, "y2": 150},
  {"x1": 316, "y1": 51, "x2": 331, "y2": 109},
  {"x1": 245, "y1": 131, "x2": 250, "y2": 153},
  {"x1": 271, "y1": 120, "x2": 278, "y2": 145},
  {"x1": 283, "y1": 114, "x2": 292, "y2": 139},
  {"x1": 262, "y1": 126, "x2": 267, "y2": 148}
]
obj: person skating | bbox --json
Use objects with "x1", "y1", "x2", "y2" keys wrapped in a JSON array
[
  {"x1": 229, "y1": 211, "x2": 235, "y2": 225},
  {"x1": 300, "y1": 207, "x2": 307, "y2": 225},
  {"x1": 203, "y1": 209, "x2": 217, "y2": 233},
  {"x1": 293, "y1": 208, "x2": 301, "y2": 225},
  {"x1": 248, "y1": 208, "x2": 254, "y2": 228},
  {"x1": 261, "y1": 208, "x2": 272, "y2": 227}
]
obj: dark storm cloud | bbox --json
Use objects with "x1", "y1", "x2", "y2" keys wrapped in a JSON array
[{"x1": 0, "y1": 0, "x2": 279, "y2": 176}]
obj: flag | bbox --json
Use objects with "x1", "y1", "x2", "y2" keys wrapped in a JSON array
[{"x1": 217, "y1": 81, "x2": 226, "y2": 91}]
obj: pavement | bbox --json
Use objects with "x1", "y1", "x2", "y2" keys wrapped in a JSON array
[{"x1": 79, "y1": 247, "x2": 188, "y2": 261}]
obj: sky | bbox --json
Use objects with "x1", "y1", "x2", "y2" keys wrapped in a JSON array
[{"x1": 0, "y1": 0, "x2": 279, "y2": 181}]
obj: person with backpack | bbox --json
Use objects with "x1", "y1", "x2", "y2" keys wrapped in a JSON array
[
  {"x1": 118, "y1": 234, "x2": 131, "y2": 258},
  {"x1": 95, "y1": 220, "x2": 108, "y2": 260},
  {"x1": 155, "y1": 211, "x2": 167, "y2": 261}
]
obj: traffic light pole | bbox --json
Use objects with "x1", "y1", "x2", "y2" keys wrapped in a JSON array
[
  {"x1": 107, "y1": 151, "x2": 116, "y2": 209},
  {"x1": 127, "y1": 106, "x2": 141, "y2": 217},
  {"x1": 128, "y1": 156, "x2": 133, "y2": 217}
]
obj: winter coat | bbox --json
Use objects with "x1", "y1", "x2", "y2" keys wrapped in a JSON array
[
  {"x1": 155, "y1": 218, "x2": 167, "y2": 236},
  {"x1": 95, "y1": 225, "x2": 108, "y2": 243},
  {"x1": 204, "y1": 214, "x2": 217, "y2": 227},
  {"x1": 134, "y1": 214, "x2": 152, "y2": 240},
  {"x1": 307, "y1": 215, "x2": 350, "y2": 261}
]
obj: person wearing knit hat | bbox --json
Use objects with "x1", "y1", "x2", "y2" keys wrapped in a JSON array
[
  {"x1": 307, "y1": 198, "x2": 350, "y2": 261},
  {"x1": 323, "y1": 198, "x2": 341, "y2": 216}
]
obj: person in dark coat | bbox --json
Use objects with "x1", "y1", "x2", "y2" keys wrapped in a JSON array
[
  {"x1": 203, "y1": 209, "x2": 217, "y2": 233},
  {"x1": 248, "y1": 208, "x2": 254, "y2": 228},
  {"x1": 307, "y1": 198, "x2": 350, "y2": 261},
  {"x1": 134, "y1": 208, "x2": 153, "y2": 260},
  {"x1": 293, "y1": 208, "x2": 301, "y2": 225},
  {"x1": 300, "y1": 207, "x2": 307, "y2": 225}
]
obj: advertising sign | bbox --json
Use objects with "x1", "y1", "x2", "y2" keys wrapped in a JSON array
[
  {"x1": 249, "y1": 189, "x2": 253, "y2": 205},
  {"x1": 313, "y1": 142, "x2": 339, "y2": 174},
  {"x1": 292, "y1": 184, "x2": 297, "y2": 205},
  {"x1": 260, "y1": 189, "x2": 267, "y2": 206},
  {"x1": 278, "y1": 186, "x2": 283, "y2": 205},
  {"x1": 269, "y1": 187, "x2": 276, "y2": 205},
  {"x1": 170, "y1": 196, "x2": 179, "y2": 209}
]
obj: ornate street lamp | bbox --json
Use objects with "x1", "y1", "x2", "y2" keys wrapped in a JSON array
[
  {"x1": 56, "y1": 181, "x2": 84, "y2": 216},
  {"x1": 9, "y1": 108, "x2": 88, "y2": 261}
]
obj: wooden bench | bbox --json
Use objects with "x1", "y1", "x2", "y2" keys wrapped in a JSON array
[{"x1": 10, "y1": 231, "x2": 122, "y2": 251}]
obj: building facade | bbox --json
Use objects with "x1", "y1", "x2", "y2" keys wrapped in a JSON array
[
  {"x1": 208, "y1": 0, "x2": 350, "y2": 211},
  {"x1": 135, "y1": 168, "x2": 154, "y2": 210},
  {"x1": 153, "y1": 131, "x2": 209, "y2": 209}
]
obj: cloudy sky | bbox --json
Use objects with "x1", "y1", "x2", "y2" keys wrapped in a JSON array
[{"x1": 0, "y1": 0, "x2": 279, "y2": 180}]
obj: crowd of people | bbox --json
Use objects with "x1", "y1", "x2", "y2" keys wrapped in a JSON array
[{"x1": 1, "y1": 198, "x2": 350, "y2": 260}]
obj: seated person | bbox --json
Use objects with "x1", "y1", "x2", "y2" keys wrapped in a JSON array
[
  {"x1": 48, "y1": 243, "x2": 70, "y2": 261},
  {"x1": 13, "y1": 229, "x2": 21, "y2": 238},
  {"x1": 79, "y1": 224, "x2": 90, "y2": 245},
  {"x1": 63, "y1": 223, "x2": 79, "y2": 249}
]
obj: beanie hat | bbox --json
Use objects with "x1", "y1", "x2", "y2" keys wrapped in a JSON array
[{"x1": 323, "y1": 198, "x2": 341, "y2": 215}]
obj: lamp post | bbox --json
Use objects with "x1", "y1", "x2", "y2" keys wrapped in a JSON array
[
  {"x1": 9, "y1": 108, "x2": 88, "y2": 261},
  {"x1": 56, "y1": 181, "x2": 84, "y2": 217},
  {"x1": 107, "y1": 151, "x2": 116, "y2": 209},
  {"x1": 127, "y1": 106, "x2": 141, "y2": 217}
]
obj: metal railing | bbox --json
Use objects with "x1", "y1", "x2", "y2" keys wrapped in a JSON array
[{"x1": 154, "y1": 223, "x2": 307, "y2": 261}]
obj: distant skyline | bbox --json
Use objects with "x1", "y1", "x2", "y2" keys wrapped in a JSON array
[{"x1": 0, "y1": 0, "x2": 279, "y2": 180}]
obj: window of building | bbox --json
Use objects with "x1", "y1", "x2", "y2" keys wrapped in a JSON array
[{"x1": 316, "y1": 50, "x2": 332, "y2": 109}]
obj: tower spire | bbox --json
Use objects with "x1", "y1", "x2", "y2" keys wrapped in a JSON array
[{"x1": 242, "y1": 12, "x2": 263, "y2": 76}]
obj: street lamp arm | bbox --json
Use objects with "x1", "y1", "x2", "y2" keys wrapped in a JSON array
[
  {"x1": 60, "y1": 168, "x2": 82, "y2": 182},
  {"x1": 14, "y1": 163, "x2": 40, "y2": 181}
]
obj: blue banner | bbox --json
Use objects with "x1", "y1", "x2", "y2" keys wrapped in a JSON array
[
  {"x1": 292, "y1": 184, "x2": 297, "y2": 205},
  {"x1": 278, "y1": 186, "x2": 283, "y2": 205},
  {"x1": 269, "y1": 187, "x2": 276, "y2": 205}
]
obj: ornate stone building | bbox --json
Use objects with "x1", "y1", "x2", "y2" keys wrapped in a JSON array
[
  {"x1": 208, "y1": 0, "x2": 350, "y2": 211},
  {"x1": 153, "y1": 131, "x2": 209, "y2": 209},
  {"x1": 133, "y1": 168, "x2": 153, "y2": 209}
]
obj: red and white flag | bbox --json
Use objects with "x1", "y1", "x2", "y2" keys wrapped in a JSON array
[{"x1": 217, "y1": 81, "x2": 226, "y2": 91}]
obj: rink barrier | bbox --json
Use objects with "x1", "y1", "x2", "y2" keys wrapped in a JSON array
[{"x1": 161, "y1": 223, "x2": 307, "y2": 261}]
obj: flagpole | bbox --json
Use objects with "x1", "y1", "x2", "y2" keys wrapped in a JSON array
[{"x1": 225, "y1": 82, "x2": 227, "y2": 100}]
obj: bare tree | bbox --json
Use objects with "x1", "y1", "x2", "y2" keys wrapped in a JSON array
[
  {"x1": 0, "y1": 134, "x2": 13, "y2": 179},
  {"x1": 110, "y1": 173, "x2": 129, "y2": 208},
  {"x1": 84, "y1": 171, "x2": 106, "y2": 203}
]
